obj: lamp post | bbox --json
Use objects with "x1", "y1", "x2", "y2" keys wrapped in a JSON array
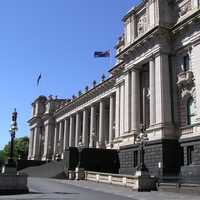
[
  {"x1": 135, "y1": 124, "x2": 149, "y2": 174},
  {"x1": 8, "y1": 108, "x2": 18, "y2": 165},
  {"x1": 3, "y1": 109, "x2": 18, "y2": 174},
  {"x1": 75, "y1": 136, "x2": 85, "y2": 180},
  {"x1": 133, "y1": 124, "x2": 157, "y2": 192}
]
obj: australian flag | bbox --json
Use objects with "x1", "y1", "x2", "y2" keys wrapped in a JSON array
[{"x1": 94, "y1": 50, "x2": 110, "y2": 58}]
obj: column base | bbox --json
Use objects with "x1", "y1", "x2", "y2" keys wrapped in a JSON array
[
  {"x1": 3, "y1": 159, "x2": 17, "y2": 175},
  {"x1": 106, "y1": 143, "x2": 114, "y2": 149},
  {"x1": 75, "y1": 167, "x2": 85, "y2": 180},
  {"x1": 97, "y1": 141, "x2": 106, "y2": 149},
  {"x1": 68, "y1": 170, "x2": 76, "y2": 180}
]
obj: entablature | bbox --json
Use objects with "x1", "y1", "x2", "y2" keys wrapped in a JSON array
[
  {"x1": 172, "y1": 8, "x2": 200, "y2": 34},
  {"x1": 116, "y1": 26, "x2": 171, "y2": 63},
  {"x1": 54, "y1": 77, "x2": 116, "y2": 120},
  {"x1": 28, "y1": 116, "x2": 43, "y2": 129},
  {"x1": 109, "y1": 61, "x2": 125, "y2": 76}
]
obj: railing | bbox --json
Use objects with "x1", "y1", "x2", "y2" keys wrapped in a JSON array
[{"x1": 85, "y1": 171, "x2": 143, "y2": 188}]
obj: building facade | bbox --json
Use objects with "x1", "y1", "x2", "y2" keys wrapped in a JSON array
[{"x1": 28, "y1": 0, "x2": 200, "y2": 177}]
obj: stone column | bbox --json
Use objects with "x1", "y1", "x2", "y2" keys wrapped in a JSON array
[
  {"x1": 82, "y1": 109, "x2": 89, "y2": 147},
  {"x1": 90, "y1": 105, "x2": 96, "y2": 147},
  {"x1": 53, "y1": 123, "x2": 59, "y2": 157},
  {"x1": 69, "y1": 115, "x2": 75, "y2": 147},
  {"x1": 58, "y1": 121, "x2": 64, "y2": 154},
  {"x1": 32, "y1": 126, "x2": 40, "y2": 159},
  {"x1": 124, "y1": 72, "x2": 131, "y2": 133},
  {"x1": 120, "y1": 83, "x2": 125, "y2": 136},
  {"x1": 99, "y1": 100, "x2": 105, "y2": 148},
  {"x1": 155, "y1": 53, "x2": 172, "y2": 125},
  {"x1": 63, "y1": 118, "x2": 70, "y2": 151},
  {"x1": 109, "y1": 95, "x2": 115, "y2": 144},
  {"x1": 131, "y1": 70, "x2": 140, "y2": 134},
  {"x1": 28, "y1": 129, "x2": 34, "y2": 160},
  {"x1": 149, "y1": 57, "x2": 156, "y2": 126},
  {"x1": 42, "y1": 125, "x2": 48, "y2": 160},
  {"x1": 115, "y1": 86, "x2": 120, "y2": 138},
  {"x1": 75, "y1": 112, "x2": 81, "y2": 147},
  {"x1": 192, "y1": 0, "x2": 199, "y2": 9},
  {"x1": 42, "y1": 119, "x2": 55, "y2": 160}
]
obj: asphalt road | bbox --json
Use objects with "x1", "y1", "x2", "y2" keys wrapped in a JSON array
[
  {"x1": 0, "y1": 177, "x2": 200, "y2": 200},
  {"x1": 0, "y1": 177, "x2": 134, "y2": 200}
]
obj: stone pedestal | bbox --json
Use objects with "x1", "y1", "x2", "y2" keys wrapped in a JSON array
[
  {"x1": 2, "y1": 165, "x2": 17, "y2": 175},
  {"x1": 3, "y1": 159, "x2": 17, "y2": 175},
  {"x1": 75, "y1": 167, "x2": 85, "y2": 180},
  {"x1": 133, "y1": 171, "x2": 157, "y2": 191},
  {"x1": 68, "y1": 170, "x2": 76, "y2": 180},
  {"x1": 0, "y1": 174, "x2": 29, "y2": 195}
]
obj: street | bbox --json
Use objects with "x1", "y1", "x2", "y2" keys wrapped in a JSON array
[{"x1": 0, "y1": 177, "x2": 199, "y2": 200}]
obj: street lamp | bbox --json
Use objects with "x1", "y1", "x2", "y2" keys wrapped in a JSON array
[
  {"x1": 75, "y1": 136, "x2": 85, "y2": 180},
  {"x1": 135, "y1": 124, "x2": 149, "y2": 174},
  {"x1": 8, "y1": 108, "x2": 18, "y2": 166}
]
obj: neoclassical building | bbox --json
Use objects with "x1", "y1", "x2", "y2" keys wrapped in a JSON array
[{"x1": 28, "y1": 0, "x2": 200, "y2": 177}]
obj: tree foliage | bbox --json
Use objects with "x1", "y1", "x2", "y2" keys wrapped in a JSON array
[
  {"x1": 0, "y1": 150, "x2": 6, "y2": 166},
  {"x1": 2, "y1": 136, "x2": 29, "y2": 162}
]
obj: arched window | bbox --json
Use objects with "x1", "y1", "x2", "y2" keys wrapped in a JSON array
[{"x1": 187, "y1": 97, "x2": 196, "y2": 125}]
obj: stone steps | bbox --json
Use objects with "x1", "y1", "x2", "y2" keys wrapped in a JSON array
[
  {"x1": 20, "y1": 160, "x2": 66, "y2": 179},
  {"x1": 158, "y1": 182, "x2": 200, "y2": 194}
]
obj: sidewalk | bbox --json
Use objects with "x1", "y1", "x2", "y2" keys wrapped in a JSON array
[{"x1": 54, "y1": 179, "x2": 200, "y2": 200}]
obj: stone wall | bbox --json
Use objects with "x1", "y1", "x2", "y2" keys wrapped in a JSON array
[
  {"x1": 180, "y1": 136, "x2": 200, "y2": 180},
  {"x1": 119, "y1": 139, "x2": 180, "y2": 177}
]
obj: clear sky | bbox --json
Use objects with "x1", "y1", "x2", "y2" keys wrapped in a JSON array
[{"x1": 0, "y1": 0, "x2": 140, "y2": 150}]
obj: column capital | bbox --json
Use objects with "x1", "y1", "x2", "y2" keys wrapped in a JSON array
[
  {"x1": 154, "y1": 51, "x2": 169, "y2": 58},
  {"x1": 149, "y1": 54, "x2": 155, "y2": 61}
]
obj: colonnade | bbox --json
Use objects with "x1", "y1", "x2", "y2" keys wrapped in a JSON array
[
  {"x1": 48, "y1": 94, "x2": 116, "y2": 159},
  {"x1": 28, "y1": 53, "x2": 172, "y2": 161}
]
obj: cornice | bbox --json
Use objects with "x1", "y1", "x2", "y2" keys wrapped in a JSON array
[
  {"x1": 172, "y1": 9, "x2": 200, "y2": 34},
  {"x1": 123, "y1": 0, "x2": 147, "y2": 22},
  {"x1": 54, "y1": 76, "x2": 116, "y2": 117},
  {"x1": 116, "y1": 26, "x2": 170, "y2": 60},
  {"x1": 108, "y1": 61, "x2": 125, "y2": 76},
  {"x1": 28, "y1": 116, "x2": 43, "y2": 127}
]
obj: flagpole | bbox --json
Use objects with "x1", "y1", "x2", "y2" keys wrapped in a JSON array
[{"x1": 109, "y1": 49, "x2": 112, "y2": 68}]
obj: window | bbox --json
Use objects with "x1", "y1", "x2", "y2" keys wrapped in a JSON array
[
  {"x1": 187, "y1": 146, "x2": 194, "y2": 165},
  {"x1": 134, "y1": 151, "x2": 138, "y2": 167},
  {"x1": 183, "y1": 54, "x2": 190, "y2": 72},
  {"x1": 187, "y1": 97, "x2": 196, "y2": 125}
]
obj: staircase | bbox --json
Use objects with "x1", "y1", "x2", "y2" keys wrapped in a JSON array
[
  {"x1": 158, "y1": 176, "x2": 200, "y2": 194},
  {"x1": 20, "y1": 160, "x2": 66, "y2": 179}
]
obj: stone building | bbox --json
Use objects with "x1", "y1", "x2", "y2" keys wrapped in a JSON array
[{"x1": 28, "y1": 0, "x2": 200, "y2": 177}]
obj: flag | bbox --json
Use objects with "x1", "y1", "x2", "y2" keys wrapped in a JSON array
[
  {"x1": 94, "y1": 50, "x2": 110, "y2": 58},
  {"x1": 37, "y1": 73, "x2": 42, "y2": 87}
]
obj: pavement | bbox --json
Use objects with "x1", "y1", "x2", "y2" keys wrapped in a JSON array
[{"x1": 0, "y1": 177, "x2": 200, "y2": 200}]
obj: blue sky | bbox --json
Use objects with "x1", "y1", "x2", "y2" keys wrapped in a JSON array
[{"x1": 0, "y1": 0, "x2": 139, "y2": 150}]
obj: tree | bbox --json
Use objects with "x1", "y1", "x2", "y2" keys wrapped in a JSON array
[
  {"x1": 0, "y1": 150, "x2": 6, "y2": 166},
  {"x1": 2, "y1": 137, "x2": 29, "y2": 161}
]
